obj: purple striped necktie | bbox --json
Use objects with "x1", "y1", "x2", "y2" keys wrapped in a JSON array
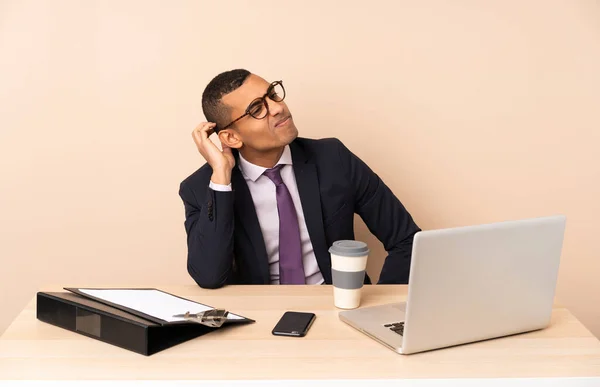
[{"x1": 263, "y1": 164, "x2": 306, "y2": 284}]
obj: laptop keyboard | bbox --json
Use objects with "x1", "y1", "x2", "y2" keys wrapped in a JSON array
[{"x1": 384, "y1": 322, "x2": 405, "y2": 336}]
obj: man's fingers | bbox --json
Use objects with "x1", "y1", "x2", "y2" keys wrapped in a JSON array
[{"x1": 192, "y1": 122, "x2": 217, "y2": 142}]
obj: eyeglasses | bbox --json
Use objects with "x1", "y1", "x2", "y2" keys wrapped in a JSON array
[{"x1": 220, "y1": 80, "x2": 286, "y2": 131}]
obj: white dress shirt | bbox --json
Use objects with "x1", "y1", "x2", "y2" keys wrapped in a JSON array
[{"x1": 209, "y1": 145, "x2": 325, "y2": 285}]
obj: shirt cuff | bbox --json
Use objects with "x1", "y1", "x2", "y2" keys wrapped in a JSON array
[{"x1": 209, "y1": 181, "x2": 232, "y2": 192}]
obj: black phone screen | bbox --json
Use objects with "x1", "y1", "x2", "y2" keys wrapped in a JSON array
[{"x1": 272, "y1": 311, "x2": 316, "y2": 337}]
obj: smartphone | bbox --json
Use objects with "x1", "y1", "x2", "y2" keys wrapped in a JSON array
[{"x1": 272, "y1": 311, "x2": 316, "y2": 337}]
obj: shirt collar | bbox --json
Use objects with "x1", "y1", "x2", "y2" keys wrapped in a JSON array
[{"x1": 238, "y1": 145, "x2": 293, "y2": 182}]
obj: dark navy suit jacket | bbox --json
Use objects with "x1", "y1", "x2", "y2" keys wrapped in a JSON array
[{"x1": 179, "y1": 137, "x2": 421, "y2": 288}]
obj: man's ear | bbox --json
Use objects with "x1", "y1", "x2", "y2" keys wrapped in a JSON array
[{"x1": 218, "y1": 129, "x2": 243, "y2": 149}]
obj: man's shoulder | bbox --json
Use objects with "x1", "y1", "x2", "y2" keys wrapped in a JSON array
[
  {"x1": 180, "y1": 162, "x2": 213, "y2": 190},
  {"x1": 294, "y1": 136, "x2": 344, "y2": 148},
  {"x1": 293, "y1": 136, "x2": 347, "y2": 158}
]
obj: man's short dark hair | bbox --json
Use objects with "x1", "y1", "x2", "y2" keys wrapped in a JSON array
[{"x1": 202, "y1": 69, "x2": 251, "y2": 131}]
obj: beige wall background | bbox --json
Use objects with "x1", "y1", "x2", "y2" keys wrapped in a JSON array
[{"x1": 1, "y1": 0, "x2": 599, "y2": 337}]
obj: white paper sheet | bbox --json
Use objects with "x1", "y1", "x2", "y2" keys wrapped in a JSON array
[{"x1": 77, "y1": 288, "x2": 244, "y2": 322}]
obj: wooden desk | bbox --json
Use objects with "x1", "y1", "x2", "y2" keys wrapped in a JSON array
[{"x1": 1, "y1": 285, "x2": 600, "y2": 382}]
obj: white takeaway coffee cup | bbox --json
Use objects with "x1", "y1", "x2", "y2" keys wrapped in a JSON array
[{"x1": 329, "y1": 240, "x2": 370, "y2": 309}]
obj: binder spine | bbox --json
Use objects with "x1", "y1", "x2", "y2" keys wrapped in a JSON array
[{"x1": 36, "y1": 293, "x2": 150, "y2": 356}]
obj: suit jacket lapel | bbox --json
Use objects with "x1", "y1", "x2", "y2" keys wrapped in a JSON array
[
  {"x1": 290, "y1": 142, "x2": 333, "y2": 284},
  {"x1": 231, "y1": 166, "x2": 270, "y2": 284}
]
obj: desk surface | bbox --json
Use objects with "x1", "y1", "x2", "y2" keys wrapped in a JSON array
[{"x1": 1, "y1": 285, "x2": 600, "y2": 380}]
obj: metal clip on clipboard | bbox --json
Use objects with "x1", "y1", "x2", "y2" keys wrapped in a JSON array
[{"x1": 172, "y1": 309, "x2": 230, "y2": 328}]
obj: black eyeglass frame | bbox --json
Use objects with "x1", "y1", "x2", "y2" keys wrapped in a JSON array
[{"x1": 219, "y1": 80, "x2": 285, "y2": 131}]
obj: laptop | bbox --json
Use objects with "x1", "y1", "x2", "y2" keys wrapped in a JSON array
[{"x1": 339, "y1": 215, "x2": 566, "y2": 355}]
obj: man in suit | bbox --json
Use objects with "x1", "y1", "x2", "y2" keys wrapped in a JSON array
[{"x1": 179, "y1": 69, "x2": 421, "y2": 289}]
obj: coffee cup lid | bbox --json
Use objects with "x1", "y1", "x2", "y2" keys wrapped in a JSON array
[{"x1": 328, "y1": 240, "x2": 370, "y2": 257}]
